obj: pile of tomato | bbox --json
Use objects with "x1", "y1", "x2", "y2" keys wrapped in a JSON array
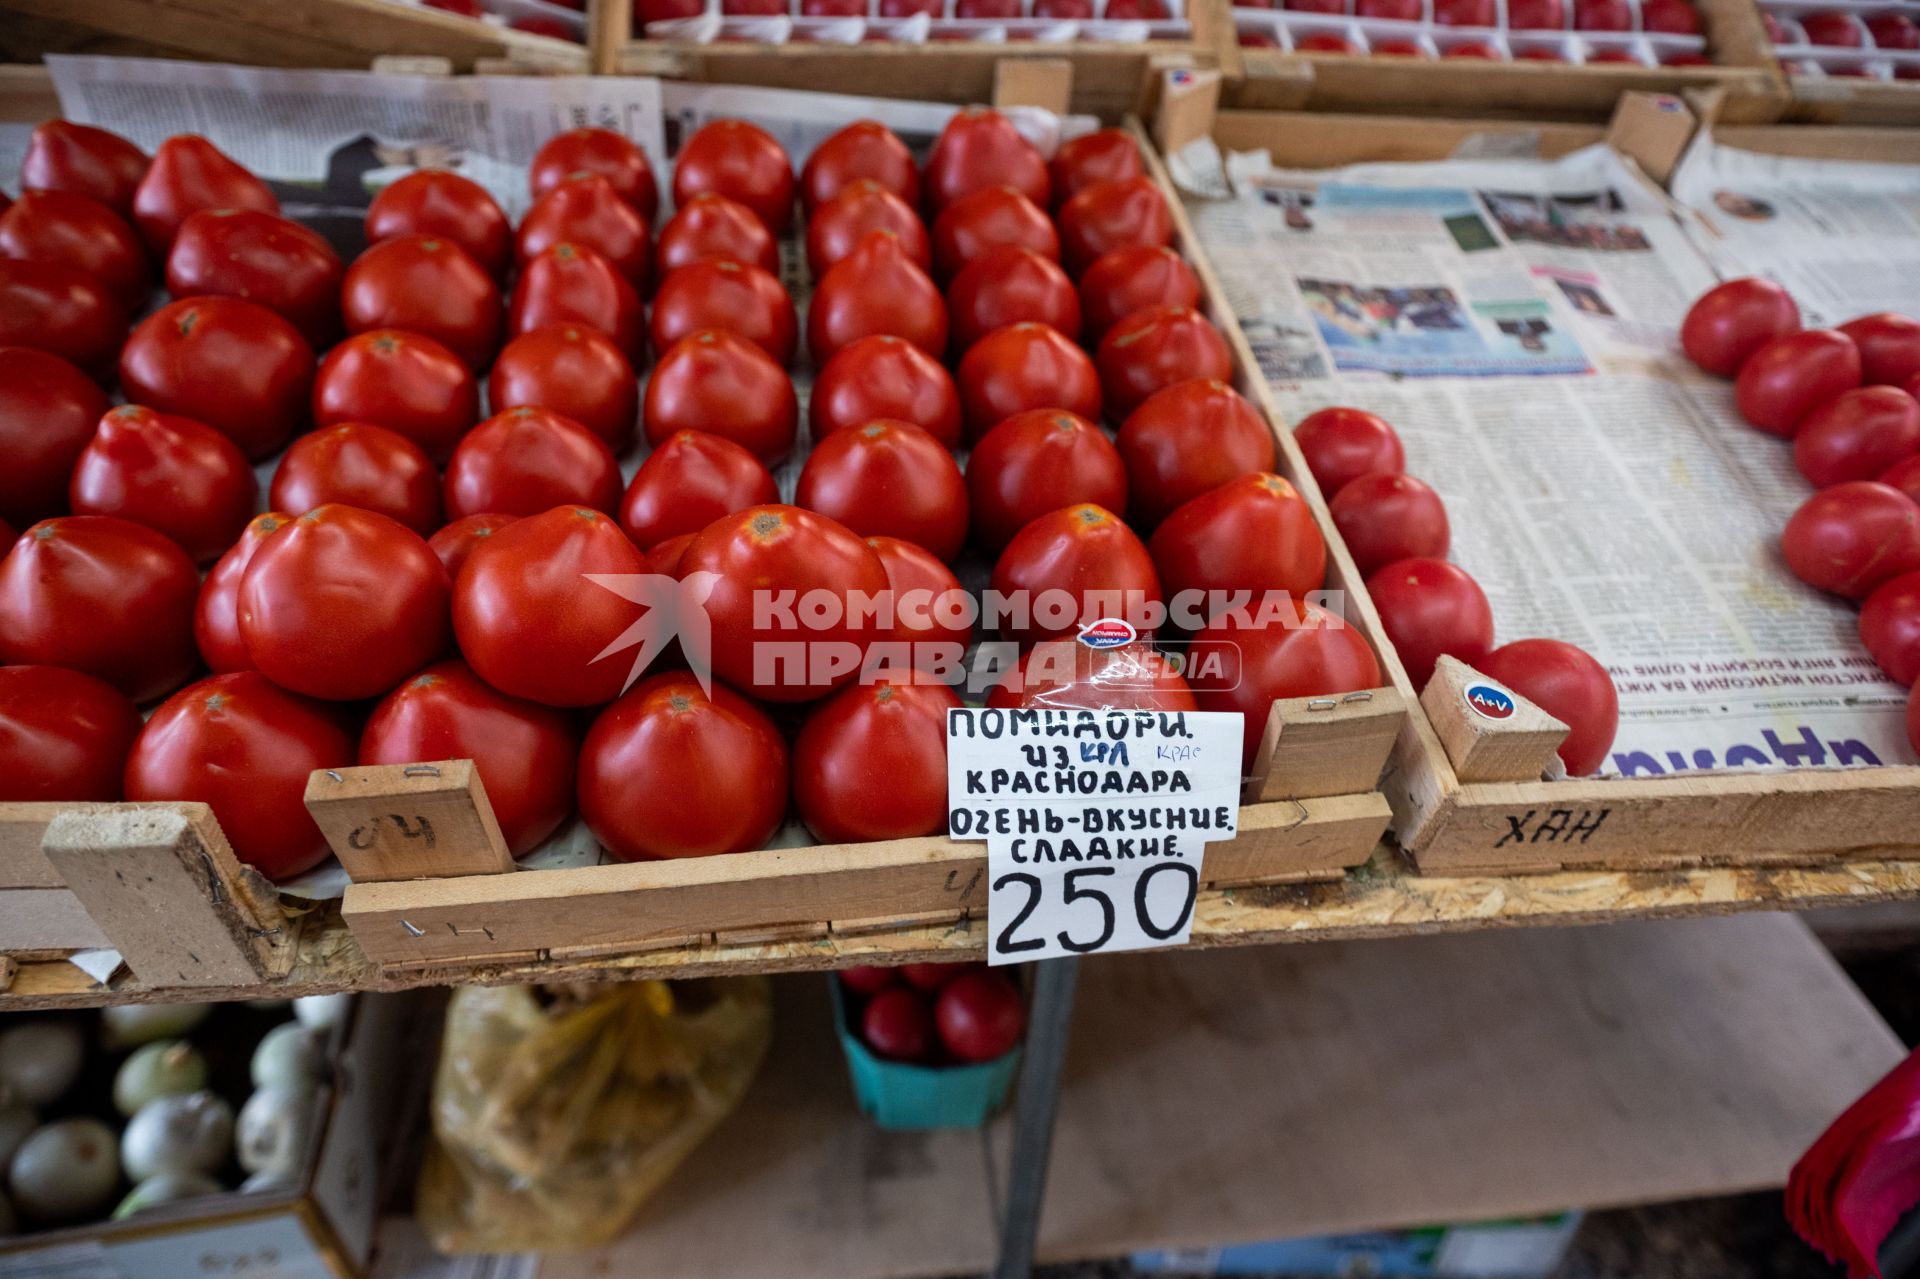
[
  {"x1": 839, "y1": 960, "x2": 1024, "y2": 1065},
  {"x1": 1680, "y1": 280, "x2": 1920, "y2": 755}
]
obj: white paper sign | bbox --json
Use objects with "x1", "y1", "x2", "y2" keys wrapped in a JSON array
[{"x1": 946, "y1": 707, "x2": 1242, "y2": 965}]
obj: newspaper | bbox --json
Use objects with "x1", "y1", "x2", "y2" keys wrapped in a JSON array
[{"x1": 1180, "y1": 140, "x2": 1915, "y2": 777}]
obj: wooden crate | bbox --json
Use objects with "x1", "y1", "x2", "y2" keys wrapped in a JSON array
[
  {"x1": 1150, "y1": 86, "x2": 1920, "y2": 876},
  {"x1": 1780, "y1": 73, "x2": 1920, "y2": 127}
]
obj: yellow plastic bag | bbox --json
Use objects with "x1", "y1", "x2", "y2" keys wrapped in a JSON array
[{"x1": 416, "y1": 977, "x2": 771, "y2": 1254}]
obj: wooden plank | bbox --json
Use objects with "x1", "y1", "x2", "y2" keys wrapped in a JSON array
[
  {"x1": 993, "y1": 58, "x2": 1074, "y2": 115},
  {"x1": 304, "y1": 761, "x2": 516, "y2": 883},
  {"x1": 0, "y1": 889, "x2": 111, "y2": 953},
  {"x1": 1245, "y1": 688, "x2": 1404, "y2": 803},
  {"x1": 1418, "y1": 655, "x2": 1568, "y2": 784}
]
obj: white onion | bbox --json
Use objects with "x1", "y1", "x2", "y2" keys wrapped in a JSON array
[
  {"x1": 236, "y1": 1087, "x2": 316, "y2": 1176},
  {"x1": 9, "y1": 1119, "x2": 119, "y2": 1223},
  {"x1": 100, "y1": 1003, "x2": 211, "y2": 1051},
  {"x1": 122, "y1": 1092, "x2": 233, "y2": 1182},
  {"x1": 0, "y1": 1022, "x2": 84, "y2": 1107},
  {"x1": 250, "y1": 1023, "x2": 323, "y2": 1092},
  {"x1": 112, "y1": 1171, "x2": 222, "y2": 1220},
  {"x1": 113, "y1": 1041, "x2": 208, "y2": 1118},
  {"x1": 292, "y1": 994, "x2": 351, "y2": 1032}
]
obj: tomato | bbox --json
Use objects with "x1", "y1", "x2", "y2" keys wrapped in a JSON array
[
  {"x1": 1794, "y1": 387, "x2": 1920, "y2": 489},
  {"x1": 1478, "y1": 639, "x2": 1619, "y2": 776},
  {"x1": 20, "y1": 122, "x2": 147, "y2": 216},
  {"x1": 1329, "y1": 472, "x2": 1451, "y2": 576},
  {"x1": 1782, "y1": 481, "x2": 1920, "y2": 599},
  {"x1": 1116, "y1": 379, "x2": 1277, "y2": 527},
  {"x1": 1105, "y1": 0, "x2": 1169, "y2": 15},
  {"x1": 530, "y1": 127, "x2": 659, "y2": 225},
  {"x1": 1035, "y1": 0, "x2": 1097, "y2": 16},
  {"x1": 656, "y1": 193, "x2": 779, "y2": 278},
  {"x1": 312, "y1": 330, "x2": 478, "y2": 462},
  {"x1": 1736, "y1": 329, "x2": 1862, "y2": 436},
  {"x1": 861, "y1": 988, "x2": 934, "y2": 1060},
  {"x1": 0, "y1": 190, "x2": 148, "y2": 309},
  {"x1": 509, "y1": 242, "x2": 646, "y2": 362},
  {"x1": 130, "y1": 135, "x2": 277, "y2": 254},
  {"x1": 1443, "y1": 40, "x2": 1504, "y2": 56},
  {"x1": 579, "y1": 671, "x2": 788, "y2": 859},
  {"x1": 0, "y1": 259, "x2": 125, "y2": 377},
  {"x1": 990, "y1": 504, "x2": 1160, "y2": 645},
  {"x1": 801, "y1": 121, "x2": 919, "y2": 212},
  {"x1": 1642, "y1": 0, "x2": 1700, "y2": 31},
  {"x1": 195, "y1": 511, "x2": 290, "y2": 673},
  {"x1": 621, "y1": 430, "x2": 778, "y2": 549},
  {"x1": 1574, "y1": 0, "x2": 1630, "y2": 26},
  {"x1": 1296, "y1": 33, "x2": 1360, "y2": 51},
  {"x1": 793, "y1": 675, "x2": 958, "y2": 841},
  {"x1": 516, "y1": 172, "x2": 651, "y2": 290},
  {"x1": 987, "y1": 639, "x2": 1195, "y2": 711},
  {"x1": 966, "y1": 410, "x2": 1126, "y2": 552},
  {"x1": 1432, "y1": 0, "x2": 1495, "y2": 21},
  {"x1": 1293, "y1": 406, "x2": 1405, "y2": 495},
  {"x1": 807, "y1": 181, "x2": 930, "y2": 277},
  {"x1": 1839, "y1": 313, "x2": 1920, "y2": 388},
  {"x1": 1191, "y1": 599, "x2": 1382, "y2": 769},
  {"x1": 0, "y1": 666, "x2": 141, "y2": 803},
  {"x1": 795, "y1": 421, "x2": 968, "y2": 561},
  {"x1": 1096, "y1": 306, "x2": 1232, "y2": 420},
  {"x1": 365, "y1": 169, "x2": 512, "y2": 278},
  {"x1": 1504, "y1": 0, "x2": 1561, "y2": 22},
  {"x1": 488, "y1": 325, "x2": 637, "y2": 450},
  {"x1": 925, "y1": 108, "x2": 1049, "y2": 211},
  {"x1": 1150, "y1": 473, "x2": 1325, "y2": 616},
  {"x1": 636, "y1": 0, "x2": 704, "y2": 20},
  {"x1": 444, "y1": 406, "x2": 622, "y2": 520},
  {"x1": 166, "y1": 209, "x2": 343, "y2": 347},
  {"x1": 1680, "y1": 278, "x2": 1800, "y2": 377},
  {"x1": 70, "y1": 405, "x2": 256, "y2": 561},
  {"x1": 652, "y1": 259, "x2": 796, "y2": 365},
  {"x1": 1055, "y1": 177, "x2": 1174, "y2": 275},
  {"x1": 868, "y1": 535, "x2": 973, "y2": 659},
  {"x1": 121, "y1": 296, "x2": 313, "y2": 460},
  {"x1": 1883, "y1": 455, "x2": 1920, "y2": 506},
  {"x1": 672, "y1": 120, "x2": 796, "y2": 235},
  {"x1": 958, "y1": 323, "x2": 1102, "y2": 441},
  {"x1": 644, "y1": 330, "x2": 798, "y2": 464},
  {"x1": 341, "y1": 233, "x2": 500, "y2": 369},
  {"x1": 361, "y1": 659, "x2": 578, "y2": 856},
  {"x1": 1363, "y1": 557, "x2": 1494, "y2": 691},
  {"x1": 0, "y1": 516, "x2": 198, "y2": 702},
  {"x1": 930, "y1": 186, "x2": 1058, "y2": 279},
  {"x1": 935, "y1": 971, "x2": 1023, "y2": 1061},
  {"x1": 1868, "y1": 12, "x2": 1920, "y2": 47},
  {"x1": 427, "y1": 512, "x2": 517, "y2": 582},
  {"x1": 641, "y1": 532, "x2": 694, "y2": 578},
  {"x1": 956, "y1": 0, "x2": 1020, "y2": 15},
  {"x1": 811, "y1": 335, "x2": 961, "y2": 448},
  {"x1": 1078, "y1": 245, "x2": 1202, "y2": 341},
  {"x1": 681, "y1": 505, "x2": 890, "y2": 701},
  {"x1": 1802, "y1": 10, "x2": 1863, "y2": 43},
  {"x1": 945, "y1": 247, "x2": 1080, "y2": 351},
  {"x1": 1858, "y1": 570, "x2": 1920, "y2": 687},
  {"x1": 0, "y1": 347, "x2": 109, "y2": 526},
  {"x1": 1047, "y1": 129, "x2": 1143, "y2": 208},
  {"x1": 807, "y1": 231, "x2": 946, "y2": 366},
  {"x1": 839, "y1": 965, "x2": 897, "y2": 995},
  {"x1": 270, "y1": 422, "x2": 440, "y2": 533}
]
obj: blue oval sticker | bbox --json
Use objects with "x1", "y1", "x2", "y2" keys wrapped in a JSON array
[{"x1": 1463, "y1": 683, "x2": 1516, "y2": 720}]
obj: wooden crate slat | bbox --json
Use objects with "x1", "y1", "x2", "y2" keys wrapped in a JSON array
[
  {"x1": 0, "y1": 889, "x2": 112, "y2": 954},
  {"x1": 303, "y1": 761, "x2": 516, "y2": 883}
]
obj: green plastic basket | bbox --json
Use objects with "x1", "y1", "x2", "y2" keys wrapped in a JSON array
[{"x1": 829, "y1": 977, "x2": 1022, "y2": 1130}]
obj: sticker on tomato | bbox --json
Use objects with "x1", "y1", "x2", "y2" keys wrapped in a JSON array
[
  {"x1": 1077, "y1": 617, "x2": 1137, "y2": 650},
  {"x1": 1464, "y1": 683, "x2": 1516, "y2": 721}
]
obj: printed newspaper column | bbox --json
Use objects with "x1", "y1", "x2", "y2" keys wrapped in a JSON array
[{"x1": 946, "y1": 706, "x2": 1243, "y2": 966}]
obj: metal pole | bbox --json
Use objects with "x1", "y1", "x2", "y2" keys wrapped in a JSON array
[{"x1": 992, "y1": 955, "x2": 1082, "y2": 1279}]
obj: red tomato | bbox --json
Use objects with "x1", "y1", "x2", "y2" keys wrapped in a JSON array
[
  {"x1": 636, "y1": 0, "x2": 704, "y2": 19},
  {"x1": 1444, "y1": 39, "x2": 1504, "y2": 55},
  {"x1": 1150, "y1": 473, "x2": 1325, "y2": 616},
  {"x1": 642, "y1": 531, "x2": 694, "y2": 577},
  {"x1": 1329, "y1": 472, "x2": 1450, "y2": 576},
  {"x1": 990, "y1": 504, "x2": 1160, "y2": 645},
  {"x1": 1078, "y1": 244, "x2": 1201, "y2": 340},
  {"x1": 443, "y1": 406, "x2": 623, "y2": 520},
  {"x1": 578, "y1": 671, "x2": 788, "y2": 859},
  {"x1": 1364, "y1": 557, "x2": 1494, "y2": 691},
  {"x1": 900, "y1": 961, "x2": 975, "y2": 990},
  {"x1": 808, "y1": 231, "x2": 947, "y2": 365},
  {"x1": 1297, "y1": 33, "x2": 1360, "y2": 52},
  {"x1": 130, "y1": 135, "x2": 277, "y2": 254},
  {"x1": 1035, "y1": 0, "x2": 1097, "y2": 16},
  {"x1": 1293, "y1": 406, "x2": 1405, "y2": 495},
  {"x1": 1191, "y1": 600, "x2": 1382, "y2": 769},
  {"x1": 20, "y1": 121, "x2": 147, "y2": 216},
  {"x1": 365, "y1": 169, "x2": 511, "y2": 278},
  {"x1": 0, "y1": 516, "x2": 198, "y2": 702},
  {"x1": 987, "y1": 639, "x2": 1195, "y2": 712},
  {"x1": 1105, "y1": 0, "x2": 1170, "y2": 16},
  {"x1": 1802, "y1": 10, "x2": 1862, "y2": 43},
  {"x1": 1240, "y1": 30, "x2": 1284, "y2": 46},
  {"x1": 361, "y1": 659, "x2": 578, "y2": 856},
  {"x1": 1794, "y1": 387, "x2": 1920, "y2": 489},
  {"x1": 794, "y1": 675, "x2": 958, "y2": 842},
  {"x1": 455, "y1": 506, "x2": 644, "y2": 706},
  {"x1": 811, "y1": 335, "x2": 961, "y2": 448},
  {"x1": 958, "y1": 323, "x2": 1102, "y2": 441},
  {"x1": 1517, "y1": 46, "x2": 1569, "y2": 59},
  {"x1": 925, "y1": 108, "x2": 1049, "y2": 211},
  {"x1": 341, "y1": 233, "x2": 501, "y2": 369},
  {"x1": 0, "y1": 666, "x2": 142, "y2": 802},
  {"x1": 1504, "y1": 0, "x2": 1561, "y2": 23},
  {"x1": 1839, "y1": 313, "x2": 1920, "y2": 387},
  {"x1": 801, "y1": 120, "x2": 920, "y2": 212},
  {"x1": 1573, "y1": 0, "x2": 1629, "y2": 26},
  {"x1": 1642, "y1": 0, "x2": 1700, "y2": 32},
  {"x1": 652, "y1": 259, "x2": 796, "y2": 365},
  {"x1": 868, "y1": 535, "x2": 973, "y2": 659},
  {"x1": 312, "y1": 329, "x2": 477, "y2": 462},
  {"x1": 622, "y1": 430, "x2": 778, "y2": 549},
  {"x1": 121, "y1": 296, "x2": 313, "y2": 461},
  {"x1": 1048, "y1": 129, "x2": 1143, "y2": 208},
  {"x1": 1116, "y1": 379, "x2": 1277, "y2": 527},
  {"x1": 1096, "y1": 306, "x2": 1232, "y2": 420},
  {"x1": 956, "y1": 0, "x2": 1020, "y2": 15},
  {"x1": 796, "y1": 421, "x2": 968, "y2": 560},
  {"x1": 936, "y1": 971, "x2": 1024, "y2": 1061},
  {"x1": 930, "y1": 186, "x2": 1058, "y2": 279},
  {"x1": 167, "y1": 209, "x2": 343, "y2": 347},
  {"x1": 1782, "y1": 481, "x2": 1920, "y2": 599},
  {"x1": 509, "y1": 242, "x2": 646, "y2": 361},
  {"x1": 516, "y1": 172, "x2": 651, "y2": 290},
  {"x1": 681, "y1": 505, "x2": 891, "y2": 701},
  {"x1": 195, "y1": 511, "x2": 291, "y2": 673},
  {"x1": 1056, "y1": 177, "x2": 1173, "y2": 274},
  {"x1": 807, "y1": 181, "x2": 930, "y2": 278},
  {"x1": 1680, "y1": 278, "x2": 1800, "y2": 377},
  {"x1": 488, "y1": 325, "x2": 637, "y2": 450},
  {"x1": 1868, "y1": 12, "x2": 1920, "y2": 47},
  {"x1": 861, "y1": 987, "x2": 934, "y2": 1060},
  {"x1": 946, "y1": 246, "x2": 1080, "y2": 350},
  {"x1": 839, "y1": 965, "x2": 897, "y2": 995},
  {"x1": 1882, "y1": 454, "x2": 1920, "y2": 505},
  {"x1": 1433, "y1": 0, "x2": 1495, "y2": 21},
  {"x1": 531, "y1": 127, "x2": 659, "y2": 225},
  {"x1": 0, "y1": 259, "x2": 125, "y2": 377},
  {"x1": 655, "y1": 193, "x2": 780, "y2": 278},
  {"x1": 0, "y1": 347, "x2": 109, "y2": 525},
  {"x1": 1478, "y1": 639, "x2": 1618, "y2": 775},
  {"x1": 1860, "y1": 571, "x2": 1920, "y2": 686},
  {"x1": 1736, "y1": 329, "x2": 1863, "y2": 436},
  {"x1": 672, "y1": 120, "x2": 796, "y2": 235},
  {"x1": 966, "y1": 409, "x2": 1127, "y2": 552},
  {"x1": 0, "y1": 190, "x2": 148, "y2": 309},
  {"x1": 270, "y1": 422, "x2": 440, "y2": 533},
  {"x1": 644, "y1": 330, "x2": 798, "y2": 464},
  {"x1": 427, "y1": 512, "x2": 518, "y2": 582},
  {"x1": 70, "y1": 405, "x2": 255, "y2": 561}
]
